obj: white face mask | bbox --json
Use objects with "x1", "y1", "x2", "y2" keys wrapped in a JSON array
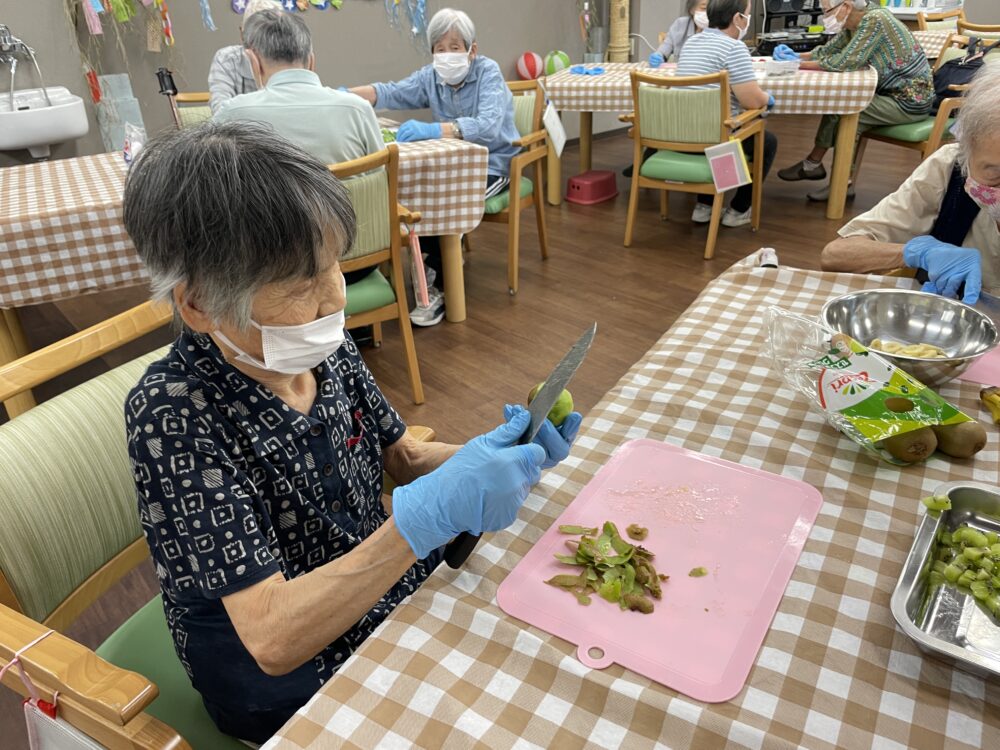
[
  {"x1": 823, "y1": 4, "x2": 846, "y2": 34},
  {"x1": 433, "y1": 51, "x2": 471, "y2": 85},
  {"x1": 215, "y1": 279, "x2": 347, "y2": 375},
  {"x1": 693, "y1": 10, "x2": 709, "y2": 30},
  {"x1": 736, "y1": 12, "x2": 751, "y2": 41}
]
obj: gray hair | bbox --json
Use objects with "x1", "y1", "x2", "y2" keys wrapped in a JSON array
[
  {"x1": 957, "y1": 64, "x2": 1000, "y2": 172},
  {"x1": 685, "y1": 0, "x2": 703, "y2": 14},
  {"x1": 123, "y1": 121, "x2": 356, "y2": 329},
  {"x1": 820, "y1": 0, "x2": 868, "y2": 11},
  {"x1": 243, "y1": 9, "x2": 312, "y2": 66},
  {"x1": 427, "y1": 8, "x2": 475, "y2": 50}
]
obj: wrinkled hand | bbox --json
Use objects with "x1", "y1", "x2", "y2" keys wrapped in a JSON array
[
  {"x1": 903, "y1": 235, "x2": 982, "y2": 304},
  {"x1": 648, "y1": 52, "x2": 665, "y2": 67},
  {"x1": 773, "y1": 44, "x2": 800, "y2": 62},
  {"x1": 391, "y1": 406, "x2": 545, "y2": 559},
  {"x1": 504, "y1": 404, "x2": 582, "y2": 469},
  {"x1": 395, "y1": 119, "x2": 442, "y2": 142}
]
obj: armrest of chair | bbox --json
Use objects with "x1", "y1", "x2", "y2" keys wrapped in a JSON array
[
  {"x1": 618, "y1": 113, "x2": 635, "y2": 124},
  {"x1": 397, "y1": 203, "x2": 421, "y2": 225},
  {"x1": 408, "y1": 425, "x2": 435, "y2": 443},
  {"x1": 947, "y1": 83, "x2": 971, "y2": 92},
  {"x1": 725, "y1": 108, "x2": 766, "y2": 130},
  {"x1": 513, "y1": 129, "x2": 547, "y2": 149},
  {"x1": 0, "y1": 604, "x2": 157, "y2": 726}
]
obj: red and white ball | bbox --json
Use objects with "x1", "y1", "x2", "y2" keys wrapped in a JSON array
[{"x1": 516, "y1": 51, "x2": 543, "y2": 80}]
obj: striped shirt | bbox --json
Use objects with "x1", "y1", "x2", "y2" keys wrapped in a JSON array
[
  {"x1": 208, "y1": 44, "x2": 258, "y2": 114},
  {"x1": 812, "y1": 8, "x2": 932, "y2": 114},
  {"x1": 676, "y1": 28, "x2": 757, "y2": 115}
]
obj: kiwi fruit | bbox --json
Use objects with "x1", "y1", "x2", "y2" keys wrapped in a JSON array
[
  {"x1": 882, "y1": 427, "x2": 937, "y2": 463},
  {"x1": 932, "y1": 422, "x2": 988, "y2": 459}
]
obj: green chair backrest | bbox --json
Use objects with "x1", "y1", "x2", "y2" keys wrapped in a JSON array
[
  {"x1": 177, "y1": 105, "x2": 212, "y2": 129},
  {"x1": 0, "y1": 349, "x2": 165, "y2": 623},
  {"x1": 926, "y1": 19, "x2": 959, "y2": 30},
  {"x1": 512, "y1": 90, "x2": 537, "y2": 139},
  {"x1": 638, "y1": 85, "x2": 722, "y2": 144},
  {"x1": 340, "y1": 169, "x2": 391, "y2": 261}
]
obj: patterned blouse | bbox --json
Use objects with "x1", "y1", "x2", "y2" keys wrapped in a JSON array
[
  {"x1": 812, "y1": 7, "x2": 933, "y2": 115},
  {"x1": 125, "y1": 330, "x2": 440, "y2": 738}
]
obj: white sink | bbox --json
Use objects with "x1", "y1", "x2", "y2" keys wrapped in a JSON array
[{"x1": 0, "y1": 86, "x2": 89, "y2": 158}]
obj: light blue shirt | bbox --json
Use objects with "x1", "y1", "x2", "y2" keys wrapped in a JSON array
[
  {"x1": 215, "y1": 69, "x2": 383, "y2": 167},
  {"x1": 372, "y1": 55, "x2": 519, "y2": 178}
]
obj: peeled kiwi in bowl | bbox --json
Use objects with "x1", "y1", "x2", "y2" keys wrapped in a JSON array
[
  {"x1": 882, "y1": 427, "x2": 937, "y2": 464},
  {"x1": 932, "y1": 421, "x2": 988, "y2": 459}
]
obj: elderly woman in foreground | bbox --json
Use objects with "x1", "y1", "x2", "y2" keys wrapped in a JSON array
[
  {"x1": 821, "y1": 66, "x2": 1000, "y2": 305},
  {"x1": 122, "y1": 121, "x2": 581, "y2": 742}
]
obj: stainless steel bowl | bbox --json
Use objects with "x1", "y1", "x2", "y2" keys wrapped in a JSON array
[{"x1": 820, "y1": 289, "x2": 999, "y2": 388}]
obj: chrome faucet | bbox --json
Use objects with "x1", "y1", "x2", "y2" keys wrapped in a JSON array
[{"x1": 0, "y1": 24, "x2": 52, "y2": 111}]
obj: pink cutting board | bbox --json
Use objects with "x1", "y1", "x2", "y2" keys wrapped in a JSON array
[
  {"x1": 957, "y1": 347, "x2": 1000, "y2": 387},
  {"x1": 497, "y1": 439, "x2": 823, "y2": 703}
]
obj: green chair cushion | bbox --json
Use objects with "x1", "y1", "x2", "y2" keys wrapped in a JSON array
[
  {"x1": 639, "y1": 150, "x2": 713, "y2": 184},
  {"x1": 96, "y1": 597, "x2": 246, "y2": 750},
  {"x1": 484, "y1": 177, "x2": 534, "y2": 214},
  {"x1": 178, "y1": 106, "x2": 212, "y2": 129},
  {"x1": 870, "y1": 117, "x2": 953, "y2": 143},
  {"x1": 345, "y1": 268, "x2": 396, "y2": 316}
]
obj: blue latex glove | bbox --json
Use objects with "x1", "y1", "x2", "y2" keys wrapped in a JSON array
[
  {"x1": 392, "y1": 406, "x2": 546, "y2": 559},
  {"x1": 504, "y1": 404, "x2": 583, "y2": 469},
  {"x1": 648, "y1": 52, "x2": 665, "y2": 67},
  {"x1": 773, "y1": 44, "x2": 800, "y2": 62},
  {"x1": 903, "y1": 235, "x2": 982, "y2": 304},
  {"x1": 767, "y1": 93, "x2": 775, "y2": 110},
  {"x1": 337, "y1": 86, "x2": 348, "y2": 91},
  {"x1": 396, "y1": 120, "x2": 442, "y2": 143}
]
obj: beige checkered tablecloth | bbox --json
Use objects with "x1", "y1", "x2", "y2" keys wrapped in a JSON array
[
  {"x1": 543, "y1": 62, "x2": 878, "y2": 117},
  {"x1": 0, "y1": 142, "x2": 488, "y2": 308},
  {"x1": 913, "y1": 29, "x2": 955, "y2": 59},
  {"x1": 265, "y1": 255, "x2": 1000, "y2": 750}
]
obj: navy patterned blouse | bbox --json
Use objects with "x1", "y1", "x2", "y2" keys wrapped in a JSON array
[{"x1": 125, "y1": 330, "x2": 439, "y2": 739}]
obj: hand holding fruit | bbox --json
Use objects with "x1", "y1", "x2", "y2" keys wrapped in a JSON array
[{"x1": 518, "y1": 383, "x2": 584, "y2": 469}]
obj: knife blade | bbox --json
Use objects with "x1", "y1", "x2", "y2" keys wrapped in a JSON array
[{"x1": 443, "y1": 322, "x2": 598, "y2": 569}]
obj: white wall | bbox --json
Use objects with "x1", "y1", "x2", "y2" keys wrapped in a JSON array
[{"x1": 964, "y1": 0, "x2": 999, "y2": 22}]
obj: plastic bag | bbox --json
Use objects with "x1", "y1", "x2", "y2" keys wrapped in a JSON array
[
  {"x1": 123, "y1": 122, "x2": 146, "y2": 165},
  {"x1": 766, "y1": 307, "x2": 975, "y2": 464}
]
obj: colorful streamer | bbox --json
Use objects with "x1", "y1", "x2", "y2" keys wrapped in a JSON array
[
  {"x1": 109, "y1": 0, "x2": 136, "y2": 23},
  {"x1": 199, "y1": 0, "x2": 217, "y2": 30},
  {"x1": 89, "y1": 0, "x2": 105, "y2": 13},
  {"x1": 82, "y1": 0, "x2": 104, "y2": 34},
  {"x1": 155, "y1": 0, "x2": 174, "y2": 46}
]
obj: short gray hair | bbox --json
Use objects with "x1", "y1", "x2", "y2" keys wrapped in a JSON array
[
  {"x1": 957, "y1": 64, "x2": 1000, "y2": 172},
  {"x1": 427, "y1": 8, "x2": 475, "y2": 50},
  {"x1": 123, "y1": 121, "x2": 356, "y2": 329},
  {"x1": 820, "y1": 0, "x2": 868, "y2": 10},
  {"x1": 243, "y1": 9, "x2": 312, "y2": 66}
]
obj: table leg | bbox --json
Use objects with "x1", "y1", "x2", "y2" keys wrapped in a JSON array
[
  {"x1": 827, "y1": 112, "x2": 859, "y2": 221},
  {"x1": 579, "y1": 112, "x2": 593, "y2": 173},
  {"x1": 547, "y1": 138, "x2": 562, "y2": 206},
  {"x1": 440, "y1": 235, "x2": 466, "y2": 323},
  {"x1": 0, "y1": 308, "x2": 37, "y2": 418}
]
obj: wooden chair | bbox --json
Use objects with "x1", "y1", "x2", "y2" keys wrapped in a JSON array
[
  {"x1": 917, "y1": 8, "x2": 965, "y2": 30},
  {"x1": 329, "y1": 144, "x2": 425, "y2": 403},
  {"x1": 854, "y1": 34, "x2": 1000, "y2": 181},
  {"x1": 168, "y1": 92, "x2": 212, "y2": 129},
  {"x1": 957, "y1": 20, "x2": 1000, "y2": 40},
  {"x1": 472, "y1": 80, "x2": 549, "y2": 295},
  {"x1": 0, "y1": 326, "x2": 436, "y2": 748},
  {"x1": 1, "y1": 301, "x2": 172, "y2": 420},
  {"x1": 622, "y1": 70, "x2": 766, "y2": 261}
]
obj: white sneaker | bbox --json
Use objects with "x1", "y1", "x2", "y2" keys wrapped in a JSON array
[
  {"x1": 721, "y1": 207, "x2": 752, "y2": 228},
  {"x1": 691, "y1": 203, "x2": 713, "y2": 224},
  {"x1": 409, "y1": 286, "x2": 444, "y2": 327}
]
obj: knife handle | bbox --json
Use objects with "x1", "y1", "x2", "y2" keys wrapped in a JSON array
[{"x1": 444, "y1": 531, "x2": 481, "y2": 569}]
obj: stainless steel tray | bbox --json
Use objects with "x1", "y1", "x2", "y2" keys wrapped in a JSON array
[{"x1": 890, "y1": 481, "x2": 1000, "y2": 680}]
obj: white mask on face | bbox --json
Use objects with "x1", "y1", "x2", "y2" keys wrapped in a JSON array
[
  {"x1": 823, "y1": 3, "x2": 847, "y2": 34},
  {"x1": 693, "y1": 11, "x2": 709, "y2": 29},
  {"x1": 215, "y1": 277, "x2": 347, "y2": 375},
  {"x1": 433, "y1": 52, "x2": 471, "y2": 85},
  {"x1": 736, "y1": 12, "x2": 751, "y2": 41}
]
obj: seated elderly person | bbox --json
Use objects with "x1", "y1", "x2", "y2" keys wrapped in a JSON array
[
  {"x1": 215, "y1": 10, "x2": 382, "y2": 170},
  {"x1": 675, "y1": 0, "x2": 777, "y2": 228},
  {"x1": 208, "y1": 0, "x2": 280, "y2": 113},
  {"x1": 822, "y1": 66, "x2": 1000, "y2": 305},
  {"x1": 776, "y1": 0, "x2": 933, "y2": 202},
  {"x1": 350, "y1": 7, "x2": 518, "y2": 324},
  {"x1": 122, "y1": 121, "x2": 582, "y2": 743},
  {"x1": 648, "y1": 0, "x2": 708, "y2": 66}
]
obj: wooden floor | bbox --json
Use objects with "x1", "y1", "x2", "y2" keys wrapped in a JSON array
[{"x1": 0, "y1": 116, "x2": 924, "y2": 747}]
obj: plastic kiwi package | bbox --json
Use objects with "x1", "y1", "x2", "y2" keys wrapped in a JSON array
[{"x1": 766, "y1": 308, "x2": 987, "y2": 465}]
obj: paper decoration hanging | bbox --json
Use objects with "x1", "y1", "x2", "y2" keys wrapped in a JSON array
[
  {"x1": 147, "y1": 15, "x2": 162, "y2": 51},
  {"x1": 232, "y1": 0, "x2": 248, "y2": 13},
  {"x1": 109, "y1": 0, "x2": 136, "y2": 23},
  {"x1": 282, "y1": 0, "x2": 296, "y2": 10},
  {"x1": 82, "y1": 0, "x2": 104, "y2": 34},
  {"x1": 384, "y1": 0, "x2": 427, "y2": 50},
  {"x1": 90, "y1": 0, "x2": 105, "y2": 13},
  {"x1": 199, "y1": 0, "x2": 217, "y2": 30},
  {"x1": 155, "y1": 0, "x2": 174, "y2": 46}
]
